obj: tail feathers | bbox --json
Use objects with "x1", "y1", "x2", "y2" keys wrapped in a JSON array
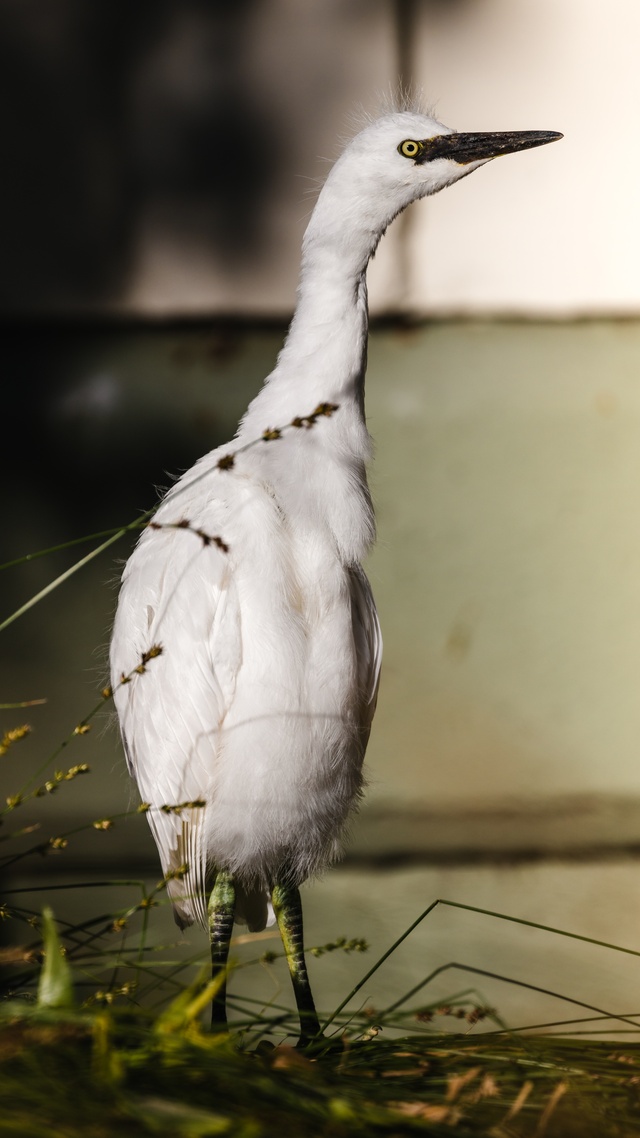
[
  {"x1": 166, "y1": 875, "x2": 198, "y2": 930},
  {"x1": 163, "y1": 812, "x2": 209, "y2": 930}
]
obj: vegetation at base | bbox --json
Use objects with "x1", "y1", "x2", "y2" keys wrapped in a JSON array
[
  {"x1": 2, "y1": 999, "x2": 640, "y2": 1136},
  {"x1": 4, "y1": 738, "x2": 640, "y2": 1137},
  {"x1": 2, "y1": 914, "x2": 640, "y2": 1138},
  {"x1": 4, "y1": 518, "x2": 640, "y2": 1135}
]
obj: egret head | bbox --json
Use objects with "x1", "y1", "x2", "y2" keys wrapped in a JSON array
[
  {"x1": 348, "y1": 110, "x2": 561, "y2": 205},
  {"x1": 307, "y1": 111, "x2": 562, "y2": 265}
]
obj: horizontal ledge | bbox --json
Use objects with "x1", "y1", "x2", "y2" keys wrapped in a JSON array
[
  {"x1": 347, "y1": 794, "x2": 640, "y2": 864},
  {"x1": 2, "y1": 310, "x2": 640, "y2": 331},
  {"x1": 7, "y1": 843, "x2": 640, "y2": 884},
  {"x1": 7, "y1": 794, "x2": 640, "y2": 880},
  {"x1": 340, "y1": 842, "x2": 640, "y2": 871}
]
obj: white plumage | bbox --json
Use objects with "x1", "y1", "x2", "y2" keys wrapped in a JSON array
[{"x1": 110, "y1": 110, "x2": 561, "y2": 949}]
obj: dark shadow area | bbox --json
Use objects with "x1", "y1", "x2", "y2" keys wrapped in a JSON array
[
  {"x1": 2, "y1": 321, "x2": 276, "y2": 544},
  {"x1": 0, "y1": 322, "x2": 280, "y2": 859},
  {"x1": 0, "y1": 0, "x2": 280, "y2": 313}
]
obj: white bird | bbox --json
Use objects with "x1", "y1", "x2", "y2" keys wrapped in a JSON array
[{"x1": 110, "y1": 109, "x2": 561, "y2": 1044}]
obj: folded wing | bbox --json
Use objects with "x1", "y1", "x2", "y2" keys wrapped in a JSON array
[{"x1": 111, "y1": 521, "x2": 241, "y2": 928}]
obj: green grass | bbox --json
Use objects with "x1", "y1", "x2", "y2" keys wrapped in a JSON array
[
  {"x1": 2, "y1": 887, "x2": 640, "y2": 1136},
  {"x1": 3, "y1": 995, "x2": 640, "y2": 1136}
]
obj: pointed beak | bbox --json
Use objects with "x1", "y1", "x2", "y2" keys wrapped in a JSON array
[{"x1": 420, "y1": 130, "x2": 563, "y2": 165}]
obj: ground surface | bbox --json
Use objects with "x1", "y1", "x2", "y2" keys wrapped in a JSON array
[{"x1": 2, "y1": 1007, "x2": 640, "y2": 1137}]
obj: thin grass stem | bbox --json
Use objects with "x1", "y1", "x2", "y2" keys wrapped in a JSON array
[
  {"x1": 3, "y1": 880, "x2": 147, "y2": 894},
  {"x1": 323, "y1": 896, "x2": 640, "y2": 1032},
  {"x1": 0, "y1": 527, "x2": 148, "y2": 572},
  {"x1": 0, "y1": 405, "x2": 338, "y2": 632},
  {"x1": 482, "y1": 1011, "x2": 640, "y2": 1036},
  {"x1": 0, "y1": 699, "x2": 46, "y2": 709},
  {"x1": 321, "y1": 899, "x2": 439, "y2": 1031},
  {"x1": 439, "y1": 898, "x2": 640, "y2": 962},
  {"x1": 0, "y1": 525, "x2": 143, "y2": 634},
  {"x1": 383, "y1": 960, "x2": 640, "y2": 1030}
]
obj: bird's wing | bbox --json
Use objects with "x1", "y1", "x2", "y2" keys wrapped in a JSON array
[
  {"x1": 111, "y1": 520, "x2": 241, "y2": 929},
  {"x1": 348, "y1": 564, "x2": 382, "y2": 741}
]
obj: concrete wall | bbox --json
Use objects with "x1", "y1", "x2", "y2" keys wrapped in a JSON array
[
  {"x1": 119, "y1": 0, "x2": 640, "y2": 316},
  {"x1": 3, "y1": 0, "x2": 639, "y2": 317},
  {"x1": 409, "y1": 0, "x2": 640, "y2": 316},
  {"x1": 366, "y1": 321, "x2": 640, "y2": 826}
]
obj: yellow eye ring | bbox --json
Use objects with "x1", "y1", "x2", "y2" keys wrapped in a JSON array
[{"x1": 399, "y1": 139, "x2": 421, "y2": 159}]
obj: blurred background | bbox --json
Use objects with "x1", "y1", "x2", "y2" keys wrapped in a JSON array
[{"x1": 4, "y1": 0, "x2": 640, "y2": 1030}]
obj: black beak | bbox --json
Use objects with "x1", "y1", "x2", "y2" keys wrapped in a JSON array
[{"x1": 418, "y1": 130, "x2": 563, "y2": 165}]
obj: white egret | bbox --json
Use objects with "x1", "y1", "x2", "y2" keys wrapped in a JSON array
[{"x1": 110, "y1": 110, "x2": 561, "y2": 1044}]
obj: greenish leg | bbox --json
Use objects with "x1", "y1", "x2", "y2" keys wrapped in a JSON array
[
  {"x1": 208, "y1": 869, "x2": 236, "y2": 1030},
  {"x1": 272, "y1": 881, "x2": 321, "y2": 1047}
]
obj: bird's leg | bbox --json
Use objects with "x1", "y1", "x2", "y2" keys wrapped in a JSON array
[
  {"x1": 271, "y1": 880, "x2": 321, "y2": 1047},
  {"x1": 208, "y1": 869, "x2": 235, "y2": 1030}
]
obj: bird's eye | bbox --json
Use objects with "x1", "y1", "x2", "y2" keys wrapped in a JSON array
[{"x1": 398, "y1": 139, "x2": 421, "y2": 159}]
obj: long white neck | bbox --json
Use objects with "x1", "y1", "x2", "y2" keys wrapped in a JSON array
[
  {"x1": 239, "y1": 164, "x2": 388, "y2": 442},
  {"x1": 235, "y1": 168, "x2": 387, "y2": 562}
]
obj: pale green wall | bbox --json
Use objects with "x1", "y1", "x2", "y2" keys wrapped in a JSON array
[{"x1": 367, "y1": 322, "x2": 640, "y2": 809}]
